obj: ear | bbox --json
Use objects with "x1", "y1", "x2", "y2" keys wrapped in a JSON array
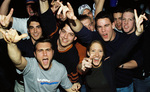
[
  {"x1": 34, "y1": 52, "x2": 36, "y2": 57},
  {"x1": 87, "y1": 51, "x2": 90, "y2": 57},
  {"x1": 112, "y1": 22, "x2": 115, "y2": 29},
  {"x1": 59, "y1": 29, "x2": 61, "y2": 34},
  {"x1": 74, "y1": 36, "x2": 77, "y2": 41}
]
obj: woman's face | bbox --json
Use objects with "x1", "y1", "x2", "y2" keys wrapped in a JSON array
[{"x1": 87, "y1": 42, "x2": 104, "y2": 66}]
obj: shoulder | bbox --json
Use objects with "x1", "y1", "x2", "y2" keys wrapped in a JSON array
[{"x1": 52, "y1": 59, "x2": 66, "y2": 69}]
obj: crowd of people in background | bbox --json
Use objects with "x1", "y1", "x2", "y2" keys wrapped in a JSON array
[{"x1": 0, "y1": 0, "x2": 150, "y2": 92}]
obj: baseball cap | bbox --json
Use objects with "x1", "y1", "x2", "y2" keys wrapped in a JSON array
[{"x1": 78, "y1": 4, "x2": 91, "y2": 15}]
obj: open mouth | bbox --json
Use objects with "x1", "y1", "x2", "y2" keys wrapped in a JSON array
[{"x1": 42, "y1": 58, "x2": 49, "y2": 65}]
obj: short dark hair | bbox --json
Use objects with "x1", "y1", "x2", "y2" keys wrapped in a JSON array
[
  {"x1": 122, "y1": 8, "x2": 135, "y2": 19},
  {"x1": 78, "y1": 15, "x2": 91, "y2": 21},
  {"x1": 113, "y1": 7, "x2": 124, "y2": 14},
  {"x1": 34, "y1": 38, "x2": 53, "y2": 52},
  {"x1": 59, "y1": 20, "x2": 70, "y2": 29},
  {"x1": 95, "y1": 11, "x2": 114, "y2": 30},
  {"x1": 27, "y1": 15, "x2": 41, "y2": 29}
]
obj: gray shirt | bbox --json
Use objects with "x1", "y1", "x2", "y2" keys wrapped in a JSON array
[{"x1": 17, "y1": 57, "x2": 72, "y2": 92}]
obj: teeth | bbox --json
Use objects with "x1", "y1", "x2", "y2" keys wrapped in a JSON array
[
  {"x1": 124, "y1": 26, "x2": 128, "y2": 29},
  {"x1": 34, "y1": 34, "x2": 38, "y2": 36},
  {"x1": 62, "y1": 39, "x2": 67, "y2": 43}
]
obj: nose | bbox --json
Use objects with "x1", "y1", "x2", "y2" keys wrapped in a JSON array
[
  {"x1": 43, "y1": 51, "x2": 47, "y2": 56},
  {"x1": 95, "y1": 51, "x2": 100, "y2": 57},
  {"x1": 101, "y1": 27, "x2": 105, "y2": 32},
  {"x1": 64, "y1": 33, "x2": 68, "y2": 39},
  {"x1": 34, "y1": 28, "x2": 37, "y2": 33},
  {"x1": 124, "y1": 19, "x2": 128, "y2": 24}
]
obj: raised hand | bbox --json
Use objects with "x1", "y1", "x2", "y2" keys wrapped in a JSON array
[
  {"x1": 57, "y1": 2, "x2": 77, "y2": 20},
  {"x1": 66, "y1": 2, "x2": 77, "y2": 20},
  {"x1": 51, "y1": 0, "x2": 61, "y2": 13},
  {"x1": 134, "y1": 9, "x2": 148, "y2": 36},
  {"x1": 0, "y1": 28, "x2": 28, "y2": 43},
  {"x1": 0, "y1": 8, "x2": 13, "y2": 28},
  {"x1": 81, "y1": 57, "x2": 92, "y2": 71}
]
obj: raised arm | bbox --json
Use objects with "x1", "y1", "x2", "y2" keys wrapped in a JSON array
[
  {"x1": 94, "y1": 0, "x2": 105, "y2": 17},
  {"x1": 117, "y1": 9, "x2": 148, "y2": 69},
  {"x1": 39, "y1": 0, "x2": 49, "y2": 14},
  {"x1": 110, "y1": 9, "x2": 147, "y2": 68},
  {"x1": 0, "y1": 0, "x2": 11, "y2": 15},
  {"x1": 0, "y1": 28, "x2": 28, "y2": 70},
  {"x1": 0, "y1": 10, "x2": 28, "y2": 70},
  {"x1": 57, "y1": 2, "x2": 83, "y2": 33}
]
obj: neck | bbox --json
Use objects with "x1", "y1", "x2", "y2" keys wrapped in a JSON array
[{"x1": 57, "y1": 39, "x2": 72, "y2": 51}]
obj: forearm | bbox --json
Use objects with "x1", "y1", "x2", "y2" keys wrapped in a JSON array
[
  {"x1": 0, "y1": 0, "x2": 11, "y2": 15},
  {"x1": 7, "y1": 43, "x2": 26, "y2": 70},
  {"x1": 94, "y1": 0, "x2": 105, "y2": 17},
  {"x1": 39, "y1": 0, "x2": 49, "y2": 14},
  {"x1": 119, "y1": 60, "x2": 138, "y2": 69},
  {"x1": 8, "y1": 43, "x2": 22, "y2": 64},
  {"x1": 69, "y1": 19, "x2": 83, "y2": 33}
]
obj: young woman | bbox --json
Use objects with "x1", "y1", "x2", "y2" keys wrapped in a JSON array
[{"x1": 81, "y1": 33, "x2": 142, "y2": 92}]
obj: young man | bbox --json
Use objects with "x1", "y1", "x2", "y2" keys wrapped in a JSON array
[
  {"x1": 39, "y1": 1, "x2": 81, "y2": 90},
  {"x1": 60, "y1": 2, "x2": 146, "y2": 91},
  {"x1": 0, "y1": 28, "x2": 77, "y2": 91},
  {"x1": 78, "y1": 15, "x2": 95, "y2": 31},
  {"x1": 122, "y1": 8, "x2": 150, "y2": 92},
  {"x1": 113, "y1": 7, "x2": 123, "y2": 33}
]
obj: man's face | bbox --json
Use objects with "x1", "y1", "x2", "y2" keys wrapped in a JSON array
[
  {"x1": 28, "y1": 21, "x2": 42, "y2": 42},
  {"x1": 81, "y1": 18, "x2": 94, "y2": 31},
  {"x1": 82, "y1": 9, "x2": 93, "y2": 22},
  {"x1": 26, "y1": 4, "x2": 38, "y2": 17},
  {"x1": 122, "y1": 12, "x2": 135, "y2": 34},
  {"x1": 58, "y1": 24, "x2": 77, "y2": 48},
  {"x1": 96, "y1": 18, "x2": 116, "y2": 42},
  {"x1": 113, "y1": 12, "x2": 122, "y2": 30},
  {"x1": 34, "y1": 42, "x2": 54, "y2": 70}
]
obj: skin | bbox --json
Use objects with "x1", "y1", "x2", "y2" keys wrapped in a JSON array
[
  {"x1": 26, "y1": 4, "x2": 38, "y2": 17},
  {"x1": 82, "y1": 9, "x2": 94, "y2": 22},
  {"x1": 87, "y1": 42, "x2": 104, "y2": 66},
  {"x1": 58, "y1": 24, "x2": 77, "y2": 51},
  {"x1": 122, "y1": 12, "x2": 135, "y2": 34},
  {"x1": 34, "y1": 42, "x2": 54, "y2": 70},
  {"x1": 96, "y1": 18, "x2": 116, "y2": 41},
  {"x1": 81, "y1": 18, "x2": 94, "y2": 31},
  {"x1": 28, "y1": 21, "x2": 42, "y2": 44},
  {"x1": 113, "y1": 12, "x2": 122, "y2": 30}
]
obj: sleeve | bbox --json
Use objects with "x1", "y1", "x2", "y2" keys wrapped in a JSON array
[
  {"x1": 106, "y1": 33, "x2": 140, "y2": 68},
  {"x1": 16, "y1": 57, "x2": 33, "y2": 75},
  {"x1": 60, "y1": 66, "x2": 72, "y2": 89},
  {"x1": 75, "y1": 26, "x2": 93, "y2": 46},
  {"x1": 39, "y1": 7, "x2": 57, "y2": 37},
  {"x1": 12, "y1": 17, "x2": 29, "y2": 39}
]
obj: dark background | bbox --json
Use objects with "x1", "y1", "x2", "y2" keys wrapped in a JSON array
[{"x1": 0, "y1": 0, "x2": 148, "y2": 17}]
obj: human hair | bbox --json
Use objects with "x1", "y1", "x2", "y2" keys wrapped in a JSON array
[
  {"x1": 78, "y1": 15, "x2": 92, "y2": 21},
  {"x1": 87, "y1": 40, "x2": 105, "y2": 57},
  {"x1": 34, "y1": 38, "x2": 53, "y2": 52},
  {"x1": 95, "y1": 11, "x2": 114, "y2": 30},
  {"x1": 122, "y1": 8, "x2": 135, "y2": 19},
  {"x1": 113, "y1": 7, "x2": 124, "y2": 14},
  {"x1": 27, "y1": 15, "x2": 41, "y2": 29},
  {"x1": 59, "y1": 20, "x2": 70, "y2": 30}
]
